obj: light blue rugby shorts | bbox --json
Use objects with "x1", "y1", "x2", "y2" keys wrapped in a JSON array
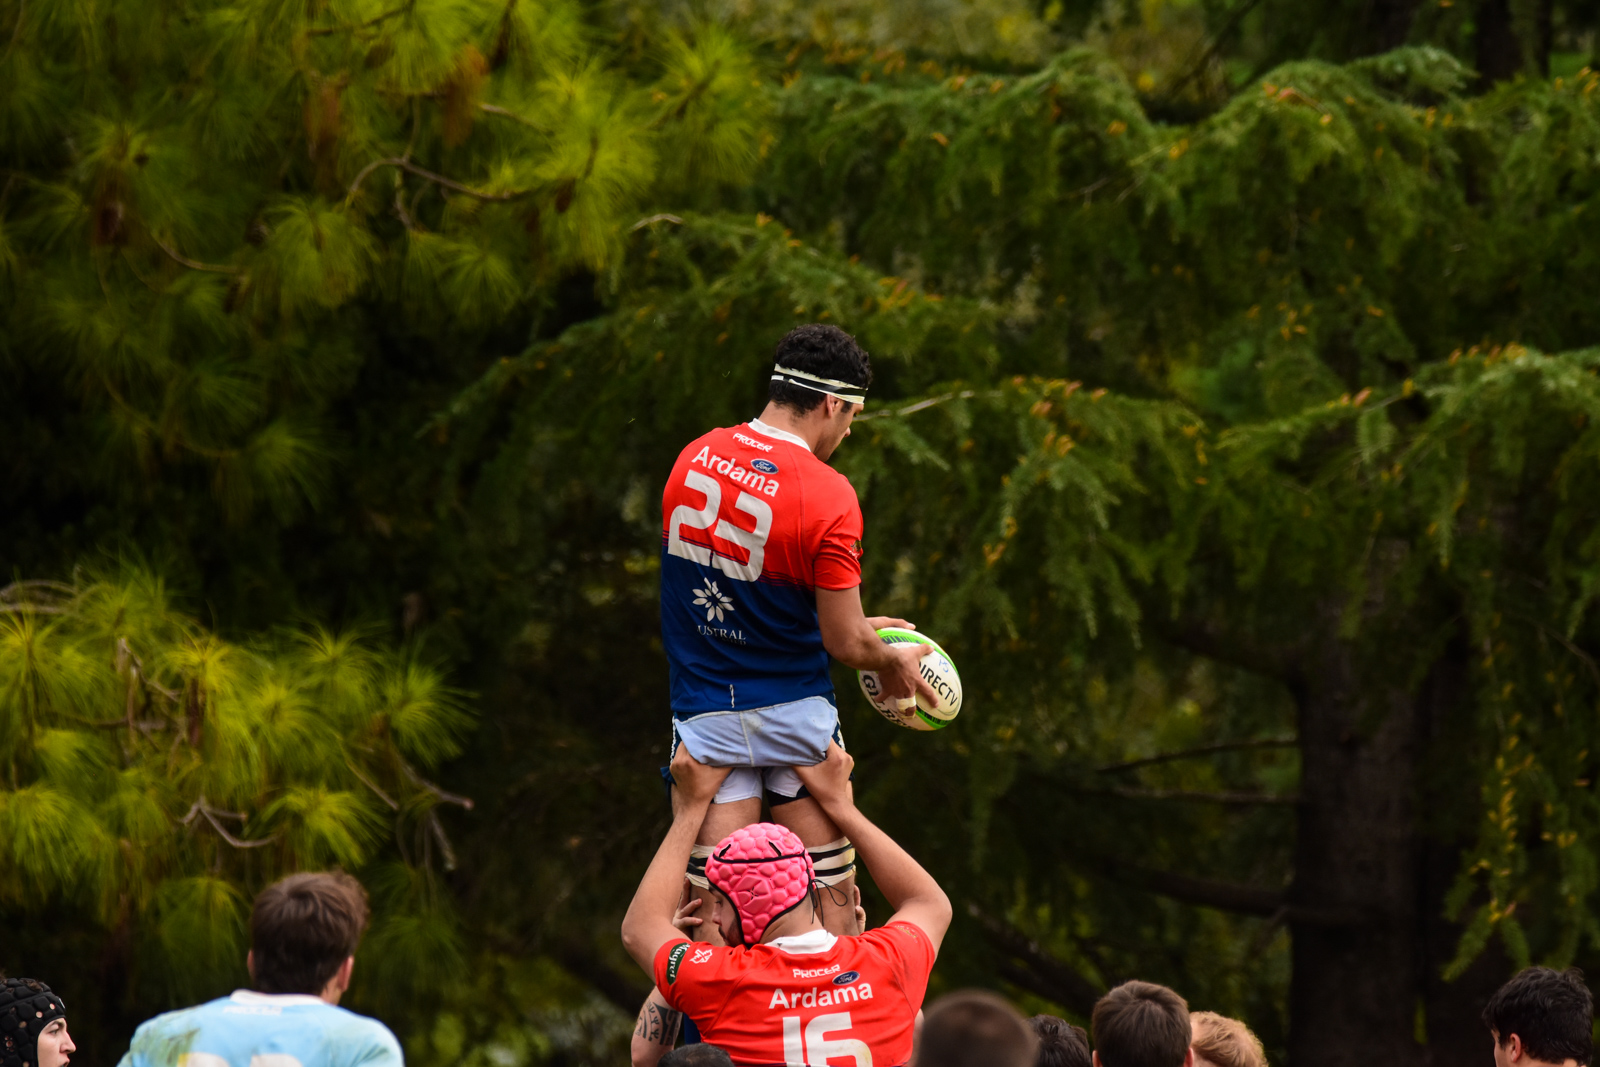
[{"x1": 670, "y1": 695, "x2": 845, "y2": 804}]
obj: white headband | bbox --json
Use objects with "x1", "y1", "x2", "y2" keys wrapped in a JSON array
[{"x1": 771, "y1": 365, "x2": 868, "y2": 406}]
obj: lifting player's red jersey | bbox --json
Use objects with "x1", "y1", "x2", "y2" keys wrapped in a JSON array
[
  {"x1": 653, "y1": 923, "x2": 935, "y2": 1067},
  {"x1": 659, "y1": 419, "x2": 864, "y2": 715}
]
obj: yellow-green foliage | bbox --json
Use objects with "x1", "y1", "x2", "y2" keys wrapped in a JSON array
[{"x1": 0, "y1": 573, "x2": 470, "y2": 1002}]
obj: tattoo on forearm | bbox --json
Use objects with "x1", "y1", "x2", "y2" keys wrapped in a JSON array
[{"x1": 642, "y1": 1002, "x2": 683, "y2": 1046}]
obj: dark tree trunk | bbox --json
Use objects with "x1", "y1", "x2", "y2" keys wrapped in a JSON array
[
  {"x1": 1475, "y1": 0, "x2": 1553, "y2": 81},
  {"x1": 1416, "y1": 635, "x2": 1506, "y2": 1066},
  {"x1": 1476, "y1": 0, "x2": 1525, "y2": 84},
  {"x1": 1530, "y1": 0, "x2": 1552, "y2": 77},
  {"x1": 1355, "y1": 0, "x2": 1426, "y2": 55},
  {"x1": 1286, "y1": 628, "x2": 1425, "y2": 1067}
]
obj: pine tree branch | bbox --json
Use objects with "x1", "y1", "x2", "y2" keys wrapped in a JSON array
[
  {"x1": 3, "y1": 0, "x2": 24, "y2": 62},
  {"x1": 1097, "y1": 736, "x2": 1299, "y2": 773},
  {"x1": 1515, "y1": 613, "x2": 1600, "y2": 690},
  {"x1": 427, "y1": 810, "x2": 458, "y2": 871},
  {"x1": 479, "y1": 102, "x2": 539, "y2": 129},
  {"x1": 347, "y1": 158, "x2": 529, "y2": 204},
  {"x1": 651, "y1": 61, "x2": 723, "y2": 129},
  {"x1": 0, "y1": 579, "x2": 75, "y2": 613},
  {"x1": 1073, "y1": 783, "x2": 1300, "y2": 805},
  {"x1": 855, "y1": 390, "x2": 990, "y2": 422},
  {"x1": 347, "y1": 761, "x2": 400, "y2": 810},
  {"x1": 967, "y1": 904, "x2": 1103, "y2": 1014},
  {"x1": 305, "y1": 5, "x2": 408, "y2": 36},
  {"x1": 1161, "y1": 0, "x2": 1267, "y2": 101},
  {"x1": 1147, "y1": 606, "x2": 1301, "y2": 684},
  {"x1": 401, "y1": 760, "x2": 474, "y2": 809},
  {"x1": 154, "y1": 238, "x2": 239, "y2": 274},
  {"x1": 1095, "y1": 856, "x2": 1286, "y2": 915},
  {"x1": 181, "y1": 797, "x2": 276, "y2": 849},
  {"x1": 1093, "y1": 855, "x2": 1364, "y2": 925},
  {"x1": 630, "y1": 213, "x2": 685, "y2": 230}
]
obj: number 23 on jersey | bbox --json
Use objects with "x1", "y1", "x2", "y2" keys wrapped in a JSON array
[{"x1": 667, "y1": 468, "x2": 774, "y2": 582}]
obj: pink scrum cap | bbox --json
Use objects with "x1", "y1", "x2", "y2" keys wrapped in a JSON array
[{"x1": 704, "y1": 822, "x2": 817, "y2": 946}]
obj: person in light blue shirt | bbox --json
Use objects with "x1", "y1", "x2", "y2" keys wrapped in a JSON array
[{"x1": 120, "y1": 872, "x2": 401, "y2": 1067}]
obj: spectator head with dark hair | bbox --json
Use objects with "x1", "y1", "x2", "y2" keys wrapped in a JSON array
[
  {"x1": 1483, "y1": 967, "x2": 1594, "y2": 1066},
  {"x1": 657, "y1": 1044, "x2": 733, "y2": 1067},
  {"x1": 1091, "y1": 981, "x2": 1194, "y2": 1067},
  {"x1": 761, "y1": 324, "x2": 872, "y2": 462},
  {"x1": 1031, "y1": 1014, "x2": 1092, "y2": 1067},
  {"x1": 249, "y1": 871, "x2": 370, "y2": 1000},
  {"x1": 1188, "y1": 1012, "x2": 1265, "y2": 1067},
  {"x1": 913, "y1": 990, "x2": 1039, "y2": 1067}
]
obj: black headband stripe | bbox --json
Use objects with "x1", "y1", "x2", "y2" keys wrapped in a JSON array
[{"x1": 807, "y1": 843, "x2": 852, "y2": 862}]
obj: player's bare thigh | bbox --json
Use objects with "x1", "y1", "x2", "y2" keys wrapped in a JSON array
[
  {"x1": 771, "y1": 794, "x2": 861, "y2": 937},
  {"x1": 690, "y1": 796, "x2": 762, "y2": 947}
]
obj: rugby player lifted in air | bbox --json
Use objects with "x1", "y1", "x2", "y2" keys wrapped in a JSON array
[
  {"x1": 659, "y1": 324, "x2": 936, "y2": 937},
  {"x1": 623, "y1": 743, "x2": 951, "y2": 1067}
]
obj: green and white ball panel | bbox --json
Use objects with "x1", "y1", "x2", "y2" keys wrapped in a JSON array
[{"x1": 857, "y1": 627, "x2": 963, "y2": 731}]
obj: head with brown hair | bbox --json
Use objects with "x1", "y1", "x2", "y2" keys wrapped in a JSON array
[
  {"x1": 913, "y1": 990, "x2": 1039, "y2": 1067},
  {"x1": 1031, "y1": 1014, "x2": 1092, "y2": 1067},
  {"x1": 1189, "y1": 1012, "x2": 1266, "y2": 1067},
  {"x1": 249, "y1": 872, "x2": 370, "y2": 996},
  {"x1": 1091, "y1": 981, "x2": 1192, "y2": 1067}
]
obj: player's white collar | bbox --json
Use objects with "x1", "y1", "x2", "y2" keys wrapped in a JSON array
[
  {"x1": 231, "y1": 989, "x2": 327, "y2": 1006},
  {"x1": 769, "y1": 927, "x2": 839, "y2": 955},
  {"x1": 747, "y1": 418, "x2": 812, "y2": 452}
]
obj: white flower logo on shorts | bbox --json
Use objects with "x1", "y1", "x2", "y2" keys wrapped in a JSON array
[{"x1": 692, "y1": 581, "x2": 734, "y2": 622}]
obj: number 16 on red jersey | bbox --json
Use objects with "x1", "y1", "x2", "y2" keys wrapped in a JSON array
[{"x1": 782, "y1": 1012, "x2": 872, "y2": 1066}]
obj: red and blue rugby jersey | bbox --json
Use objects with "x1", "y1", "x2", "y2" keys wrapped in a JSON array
[{"x1": 660, "y1": 419, "x2": 863, "y2": 715}]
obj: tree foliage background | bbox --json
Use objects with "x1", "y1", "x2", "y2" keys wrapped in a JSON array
[{"x1": 3, "y1": 0, "x2": 1600, "y2": 1064}]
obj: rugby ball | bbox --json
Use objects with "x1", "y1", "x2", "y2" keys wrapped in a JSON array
[{"x1": 857, "y1": 627, "x2": 963, "y2": 731}]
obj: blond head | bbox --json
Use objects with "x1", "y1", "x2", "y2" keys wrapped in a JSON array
[{"x1": 1189, "y1": 1011, "x2": 1266, "y2": 1067}]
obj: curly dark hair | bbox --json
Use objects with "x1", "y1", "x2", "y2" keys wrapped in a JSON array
[
  {"x1": 768, "y1": 324, "x2": 872, "y2": 414},
  {"x1": 1484, "y1": 967, "x2": 1594, "y2": 1065}
]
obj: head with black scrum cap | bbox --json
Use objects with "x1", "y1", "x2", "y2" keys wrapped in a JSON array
[
  {"x1": 760, "y1": 324, "x2": 873, "y2": 462},
  {"x1": 0, "y1": 978, "x2": 73, "y2": 1067}
]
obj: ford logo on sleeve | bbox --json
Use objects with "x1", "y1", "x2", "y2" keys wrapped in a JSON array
[
  {"x1": 833, "y1": 971, "x2": 861, "y2": 985},
  {"x1": 751, "y1": 458, "x2": 779, "y2": 474}
]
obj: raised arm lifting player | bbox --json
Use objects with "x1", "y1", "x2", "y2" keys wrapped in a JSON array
[
  {"x1": 659, "y1": 323, "x2": 935, "y2": 937},
  {"x1": 623, "y1": 742, "x2": 951, "y2": 1067}
]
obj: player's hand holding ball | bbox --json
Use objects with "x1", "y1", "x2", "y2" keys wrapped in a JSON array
[{"x1": 858, "y1": 626, "x2": 964, "y2": 731}]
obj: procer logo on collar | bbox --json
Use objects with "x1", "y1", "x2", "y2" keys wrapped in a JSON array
[
  {"x1": 732, "y1": 432, "x2": 774, "y2": 452},
  {"x1": 792, "y1": 963, "x2": 842, "y2": 979}
]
